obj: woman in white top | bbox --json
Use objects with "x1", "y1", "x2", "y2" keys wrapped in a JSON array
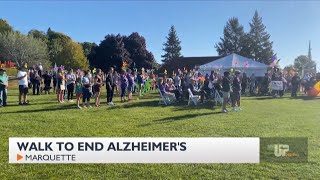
[{"x1": 66, "y1": 69, "x2": 76, "y2": 102}]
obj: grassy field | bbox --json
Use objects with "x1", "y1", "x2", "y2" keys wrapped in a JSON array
[{"x1": 1, "y1": 82, "x2": 320, "y2": 179}]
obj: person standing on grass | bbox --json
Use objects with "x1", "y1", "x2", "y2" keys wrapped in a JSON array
[
  {"x1": 137, "y1": 71, "x2": 145, "y2": 97},
  {"x1": 249, "y1": 73, "x2": 256, "y2": 95},
  {"x1": 120, "y1": 70, "x2": 128, "y2": 102},
  {"x1": 32, "y1": 71, "x2": 41, "y2": 95},
  {"x1": 66, "y1": 69, "x2": 76, "y2": 102},
  {"x1": 88, "y1": 69, "x2": 94, "y2": 95},
  {"x1": 56, "y1": 68, "x2": 66, "y2": 103},
  {"x1": 0, "y1": 68, "x2": 8, "y2": 107},
  {"x1": 93, "y1": 69, "x2": 103, "y2": 107},
  {"x1": 231, "y1": 71, "x2": 242, "y2": 111},
  {"x1": 113, "y1": 70, "x2": 120, "y2": 96},
  {"x1": 17, "y1": 67, "x2": 29, "y2": 105},
  {"x1": 42, "y1": 71, "x2": 52, "y2": 94},
  {"x1": 52, "y1": 70, "x2": 57, "y2": 93},
  {"x1": 149, "y1": 71, "x2": 155, "y2": 91},
  {"x1": 75, "y1": 77, "x2": 83, "y2": 109},
  {"x1": 241, "y1": 72, "x2": 247, "y2": 95},
  {"x1": 82, "y1": 70, "x2": 93, "y2": 108},
  {"x1": 106, "y1": 67, "x2": 115, "y2": 106},
  {"x1": 291, "y1": 73, "x2": 300, "y2": 97},
  {"x1": 126, "y1": 68, "x2": 134, "y2": 101},
  {"x1": 221, "y1": 71, "x2": 231, "y2": 113},
  {"x1": 174, "y1": 72, "x2": 181, "y2": 90}
]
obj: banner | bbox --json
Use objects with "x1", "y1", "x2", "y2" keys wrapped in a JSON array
[
  {"x1": 9, "y1": 137, "x2": 259, "y2": 164},
  {"x1": 271, "y1": 81, "x2": 283, "y2": 90}
]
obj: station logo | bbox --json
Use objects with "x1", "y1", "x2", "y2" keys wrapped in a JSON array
[{"x1": 260, "y1": 137, "x2": 308, "y2": 163}]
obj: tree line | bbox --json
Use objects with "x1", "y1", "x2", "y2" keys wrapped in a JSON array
[
  {"x1": 0, "y1": 19, "x2": 157, "y2": 72},
  {"x1": 1, "y1": 11, "x2": 313, "y2": 73},
  {"x1": 161, "y1": 11, "x2": 275, "y2": 65}
]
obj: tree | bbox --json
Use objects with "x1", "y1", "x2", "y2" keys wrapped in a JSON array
[
  {"x1": 90, "y1": 34, "x2": 131, "y2": 72},
  {"x1": 161, "y1": 25, "x2": 182, "y2": 64},
  {"x1": 0, "y1": 19, "x2": 13, "y2": 34},
  {"x1": 81, "y1": 42, "x2": 97, "y2": 57},
  {"x1": 28, "y1": 29, "x2": 48, "y2": 43},
  {"x1": 0, "y1": 31, "x2": 50, "y2": 68},
  {"x1": 215, "y1": 17, "x2": 246, "y2": 56},
  {"x1": 46, "y1": 28, "x2": 72, "y2": 64},
  {"x1": 248, "y1": 11, "x2": 274, "y2": 64},
  {"x1": 124, "y1": 32, "x2": 156, "y2": 69},
  {"x1": 55, "y1": 40, "x2": 89, "y2": 69},
  {"x1": 294, "y1": 55, "x2": 316, "y2": 74}
]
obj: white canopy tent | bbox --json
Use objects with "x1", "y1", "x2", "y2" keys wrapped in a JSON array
[{"x1": 197, "y1": 53, "x2": 268, "y2": 77}]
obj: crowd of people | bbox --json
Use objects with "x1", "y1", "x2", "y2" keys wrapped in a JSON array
[
  {"x1": 156, "y1": 69, "x2": 242, "y2": 113},
  {"x1": 156, "y1": 68, "x2": 319, "y2": 112},
  {"x1": 0, "y1": 64, "x2": 156, "y2": 109},
  {"x1": 0, "y1": 64, "x2": 319, "y2": 112}
]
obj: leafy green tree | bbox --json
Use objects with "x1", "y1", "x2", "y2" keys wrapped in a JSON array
[
  {"x1": 90, "y1": 34, "x2": 131, "y2": 72},
  {"x1": 248, "y1": 11, "x2": 274, "y2": 64},
  {"x1": 215, "y1": 17, "x2": 245, "y2": 56},
  {"x1": 161, "y1": 25, "x2": 182, "y2": 64},
  {"x1": 0, "y1": 19, "x2": 13, "y2": 34},
  {"x1": 81, "y1": 42, "x2": 97, "y2": 57},
  {"x1": 46, "y1": 28, "x2": 72, "y2": 65},
  {"x1": 0, "y1": 31, "x2": 50, "y2": 68},
  {"x1": 28, "y1": 29, "x2": 48, "y2": 43},
  {"x1": 294, "y1": 55, "x2": 316, "y2": 74},
  {"x1": 124, "y1": 32, "x2": 156, "y2": 69},
  {"x1": 55, "y1": 40, "x2": 89, "y2": 69}
]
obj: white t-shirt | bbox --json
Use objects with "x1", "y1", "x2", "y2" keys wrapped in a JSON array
[
  {"x1": 17, "y1": 71, "x2": 28, "y2": 86},
  {"x1": 174, "y1": 76, "x2": 181, "y2": 86}
]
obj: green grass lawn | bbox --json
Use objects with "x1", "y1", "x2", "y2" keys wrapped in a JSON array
[{"x1": 1, "y1": 83, "x2": 320, "y2": 179}]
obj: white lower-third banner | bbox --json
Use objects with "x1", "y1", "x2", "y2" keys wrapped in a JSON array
[{"x1": 9, "y1": 137, "x2": 259, "y2": 163}]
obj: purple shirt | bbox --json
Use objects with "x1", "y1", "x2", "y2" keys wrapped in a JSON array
[
  {"x1": 127, "y1": 74, "x2": 134, "y2": 86},
  {"x1": 120, "y1": 74, "x2": 128, "y2": 88}
]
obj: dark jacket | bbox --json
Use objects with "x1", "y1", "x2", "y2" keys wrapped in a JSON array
[
  {"x1": 221, "y1": 77, "x2": 231, "y2": 92},
  {"x1": 106, "y1": 73, "x2": 114, "y2": 90}
]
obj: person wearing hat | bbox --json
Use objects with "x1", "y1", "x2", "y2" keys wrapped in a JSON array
[
  {"x1": 231, "y1": 70, "x2": 242, "y2": 111},
  {"x1": 0, "y1": 68, "x2": 8, "y2": 107},
  {"x1": 221, "y1": 71, "x2": 231, "y2": 113}
]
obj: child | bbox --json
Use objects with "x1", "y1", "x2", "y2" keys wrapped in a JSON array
[{"x1": 75, "y1": 77, "x2": 83, "y2": 109}]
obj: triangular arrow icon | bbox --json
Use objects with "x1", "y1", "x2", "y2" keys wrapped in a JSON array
[{"x1": 17, "y1": 154, "x2": 23, "y2": 161}]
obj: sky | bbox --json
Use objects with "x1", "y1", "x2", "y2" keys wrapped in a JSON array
[{"x1": 0, "y1": 1, "x2": 319, "y2": 71}]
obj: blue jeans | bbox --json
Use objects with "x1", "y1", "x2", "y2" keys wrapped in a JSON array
[
  {"x1": 0, "y1": 86, "x2": 7, "y2": 106},
  {"x1": 82, "y1": 88, "x2": 91, "y2": 103}
]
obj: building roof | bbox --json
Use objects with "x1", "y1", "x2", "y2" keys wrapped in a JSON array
[{"x1": 160, "y1": 55, "x2": 223, "y2": 72}]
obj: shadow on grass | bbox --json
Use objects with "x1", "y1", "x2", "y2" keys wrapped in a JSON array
[
  {"x1": 3, "y1": 104, "x2": 76, "y2": 114},
  {"x1": 155, "y1": 112, "x2": 222, "y2": 122},
  {"x1": 282, "y1": 96, "x2": 320, "y2": 101},
  {"x1": 172, "y1": 101, "x2": 217, "y2": 111},
  {"x1": 250, "y1": 96, "x2": 274, "y2": 100},
  {"x1": 138, "y1": 112, "x2": 222, "y2": 127},
  {"x1": 107, "y1": 99, "x2": 188, "y2": 109}
]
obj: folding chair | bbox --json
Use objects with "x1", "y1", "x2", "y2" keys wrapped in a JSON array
[
  {"x1": 158, "y1": 89, "x2": 173, "y2": 105},
  {"x1": 187, "y1": 88, "x2": 200, "y2": 106},
  {"x1": 214, "y1": 90, "x2": 223, "y2": 106}
]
